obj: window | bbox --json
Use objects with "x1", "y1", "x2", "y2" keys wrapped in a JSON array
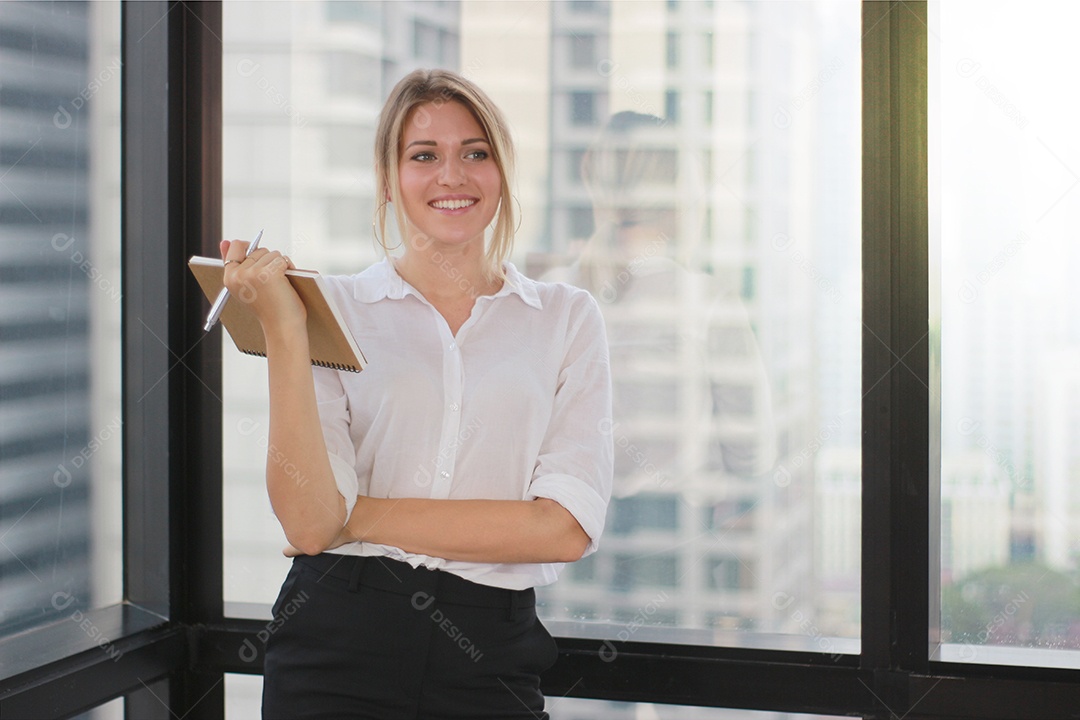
[
  {"x1": 221, "y1": 0, "x2": 862, "y2": 675},
  {"x1": 326, "y1": 0, "x2": 381, "y2": 27},
  {"x1": 570, "y1": 90, "x2": 596, "y2": 126},
  {"x1": 665, "y1": 89, "x2": 679, "y2": 124},
  {"x1": 614, "y1": 553, "x2": 679, "y2": 591},
  {"x1": 10, "y1": 2, "x2": 1076, "y2": 719},
  {"x1": 568, "y1": 205, "x2": 594, "y2": 241},
  {"x1": 569, "y1": 0, "x2": 600, "y2": 14},
  {"x1": 440, "y1": 29, "x2": 459, "y2": 67},
  {"x1": 666, "y1": 31, "x2": 679, "y2": 68},
  {"x1": 610, "y1": 495, "x2": 680, "y2": 535},
  {"x1": 706, "y1": 556, "x2": 749, "y2": 591},
  {"x1": 412, "y1": 20, "x2": 438, "y2": 61},
  {"x1": 936, "y1": 0, "x2": 1080, "y2": 667},
  {"x1": 0, "y1": 0, "x2": 122, "y2": 639}
]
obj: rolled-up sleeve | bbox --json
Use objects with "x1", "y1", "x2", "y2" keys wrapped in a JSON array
[
  {"x1": 526, "y1": 293, "x2": 614, "y2": 557},
  {"x1": 313, "y1": 366, "x2": 360, "y2": 521}
]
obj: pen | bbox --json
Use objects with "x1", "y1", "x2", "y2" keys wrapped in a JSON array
[{"x1": 203, "y1": 229, "x2": 264, "y2": 332}]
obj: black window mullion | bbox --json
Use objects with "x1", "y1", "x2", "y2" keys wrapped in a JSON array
[
  {"x1": 862, "y1": 0, "x2": 932, "y2": 714},
  {"x1": 122, "y1": 0, "x2": 223, "y2": 717}
]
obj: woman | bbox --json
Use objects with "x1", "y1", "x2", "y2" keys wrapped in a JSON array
[{"x1": 221, "y1": 69, "x2": 613, "y2": 719}]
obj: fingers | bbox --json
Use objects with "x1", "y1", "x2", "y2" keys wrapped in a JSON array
[
  {"x1": 222, "y1": 247, "x2": 288, "y2": 272},
  {"x1": 221, "y1": 238, "x2": 295, "y2": 268},
  {"x1": 249, "y1": 250, "x2": 290, "y2": 273},
  {"x1": 222, "y1": 239, "x2": 253, "y2": 263}
]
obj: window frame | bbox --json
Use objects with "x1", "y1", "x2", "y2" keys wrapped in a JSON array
[
  {"x1": 0, "y1": 2, "x2": 225, "y2": 717},
  {"x1": 1, "y1": 3, "x2": 1079, "y2": 719}
]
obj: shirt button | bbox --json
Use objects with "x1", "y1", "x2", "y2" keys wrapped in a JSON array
[
  {"x1": 449, "y1": 342, "x2": 457, "y2": 351},
  {"x1": 440, "y1": 471, "x2": 450, "y2": 479},
  {"x1": 449, "y1": 403, "x2": 459, "y2": 412}
]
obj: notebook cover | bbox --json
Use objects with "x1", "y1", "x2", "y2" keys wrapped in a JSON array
[{"x1": 188, "y1": 257, "x2": 366, "y2": 372}]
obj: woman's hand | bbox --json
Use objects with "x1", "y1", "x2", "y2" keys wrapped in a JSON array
[{"x1": 219, "y1": 239, "x2": 306, "y2": 333}]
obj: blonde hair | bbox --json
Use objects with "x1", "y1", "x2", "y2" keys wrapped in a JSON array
[{"x1": 374, "y1": 69, "x2": 516, "y2": 282}]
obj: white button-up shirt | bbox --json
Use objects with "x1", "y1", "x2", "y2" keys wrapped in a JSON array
[{"x1": 315, "y1": 259, "x2": 613, "y2": 590}]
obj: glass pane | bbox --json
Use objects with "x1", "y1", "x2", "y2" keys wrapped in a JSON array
[
  {"x1": 77, "y1": 697, "x2": 123, "y2": 720},
  {"x1": 529, "y1": 0, "x2": 861, "y2": 651},
  {"x1": 0, "y1": 0, "x2": 122, "y2": 635},
  {"x1": 226, "y1": 673, "x2": 263, "y2": 719},
  {"x1": 222, "y1": 0, "x2": 861, "y2": 655},
  {"x1": 936, "y1": 0, "x2": 1080, "y2": 666}
]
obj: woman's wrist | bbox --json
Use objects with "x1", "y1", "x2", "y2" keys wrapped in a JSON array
[{"x1": 261, "y1": 316, "x2": 310, "y2": 349}]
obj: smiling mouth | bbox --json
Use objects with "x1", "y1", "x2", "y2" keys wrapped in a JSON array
[{"x1": 429, "y1": 198, "x2": 477, "y2": 210}]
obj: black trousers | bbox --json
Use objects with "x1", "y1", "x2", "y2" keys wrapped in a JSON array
[{"x1": 262, "y1": 553, "x2": 557, "y2": 719}]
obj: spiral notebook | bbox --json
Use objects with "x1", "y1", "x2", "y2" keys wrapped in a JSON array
[{"x1": 188, "y1": 256, "x2": 367, "y2": 372}]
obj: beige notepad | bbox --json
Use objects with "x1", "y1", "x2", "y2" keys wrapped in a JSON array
[{"x1": 188, "y1": 256, "x2": 367, "y2": 372}]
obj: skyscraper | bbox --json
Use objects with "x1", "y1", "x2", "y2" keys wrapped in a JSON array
[{"x1": 0, "y1": 0, "x2": 97, "y2": 634}]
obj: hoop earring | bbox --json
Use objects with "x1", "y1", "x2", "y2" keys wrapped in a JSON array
[
  {"x1": 373, "y1": 200, "x2": 403, "y2": 252},
  {"x1": 512, "y1": 194, "x2": 522, "y2": 234}
]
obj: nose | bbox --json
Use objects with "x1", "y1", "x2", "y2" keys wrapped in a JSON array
[{"x1": 437, "y1": 156, "x2": 466, "y2": 187}]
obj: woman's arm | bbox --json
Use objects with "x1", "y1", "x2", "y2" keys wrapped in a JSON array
[
  {"x1": 222, "y1": 240, "x2": 346, "y2": 554},
  {"x1": 280, "y1": 288, "x2": 612, "y2": 565},
  {"x1": 321, "y1": 290, "x2": 611, "y2": 566},
  {"x1": 331, "y1": 496, "x2": 590, "y2": 564}
]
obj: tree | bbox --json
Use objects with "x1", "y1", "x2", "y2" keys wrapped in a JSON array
[{"x1": 941, "y1": 563, "x2": 1080, "y2": 648}]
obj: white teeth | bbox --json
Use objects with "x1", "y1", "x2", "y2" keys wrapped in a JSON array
[{"x1": 430, "y1": 199, "x2": 476, "y2": 210}]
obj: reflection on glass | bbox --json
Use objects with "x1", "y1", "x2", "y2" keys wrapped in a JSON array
[
  {"x1": 222, "y1": 0, "x2": 860, "y2": 653},
  {"x1": 534, "y1": 109, "x2": 779, "y2": 634},
  {"x1": 529, "y1": 0, "x2": 860, "y2": 648},
  {"x1": 937, "y1": 0, "x2": 1080, "y2": 661},
  {"x1": 0, "y1": 0, "x2": 121, "y2": 636}
]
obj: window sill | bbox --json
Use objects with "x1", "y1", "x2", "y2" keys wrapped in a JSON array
[
  {"x1": 934, "y1": 642, "x2": 1080, "y2": 671},
  {"x1": 0, "y1": 603, "x2": 179, "y2": 718}
]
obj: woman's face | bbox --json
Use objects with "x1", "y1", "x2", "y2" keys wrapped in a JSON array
[{"x1": 397, "y1": 100, "x2": 502, "y2": 252}]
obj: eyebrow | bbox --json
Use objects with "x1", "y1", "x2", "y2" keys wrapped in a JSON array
[{"x1": 404, "y1": 137, "x2": 489, "y2": 150}]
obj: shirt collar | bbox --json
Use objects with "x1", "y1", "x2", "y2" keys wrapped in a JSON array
[
  {"x1": 350, "y1": 258, "x2": 417, "y2": 303},
  {"x1": 493, "y1": 260, "x2": 543, "y2": 310},
  {"x1": 352, "y1": 258, "x2": 543, "y2": 310}
]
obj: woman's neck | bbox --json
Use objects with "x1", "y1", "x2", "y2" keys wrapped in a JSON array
[{"x1": 394, "y1": 246, "x2": 501, "y2": 302}]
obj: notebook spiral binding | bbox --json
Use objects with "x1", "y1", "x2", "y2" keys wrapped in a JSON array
[
  {"x1": 239, "y1": 348, "x2": 358, "y2": 372},
  {"x1": 315, "y1": 360, "x2": 360, "y2": 372}
]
